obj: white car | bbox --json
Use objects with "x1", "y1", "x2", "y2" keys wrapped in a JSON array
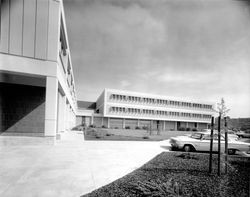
[
  {"x1": 170, "y1": 131, "x2": 250, "y2": 155},
  {"x1": 202, "y1": 129, "x2": 239, "y2": 141}
]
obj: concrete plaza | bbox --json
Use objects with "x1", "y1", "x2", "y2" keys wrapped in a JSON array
[{"x1": 0, "y1": 131, "x2": 165, "y2": 197}]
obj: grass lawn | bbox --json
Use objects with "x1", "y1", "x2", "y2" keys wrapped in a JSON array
[
  {"x1": 82, "y1": 152, "x2": 250, "y2": 197},
  {"x1": 84, "y1": 128, "x2": 193, "y2": 141}
]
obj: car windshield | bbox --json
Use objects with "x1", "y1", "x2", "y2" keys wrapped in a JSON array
[{"x1": 190, "y1": 133, "x2": 203, "y2": 139}]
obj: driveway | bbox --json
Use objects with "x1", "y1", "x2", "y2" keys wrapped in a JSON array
[{"x1": 0, "y1": 131, "x2": 165, "y2": 197}]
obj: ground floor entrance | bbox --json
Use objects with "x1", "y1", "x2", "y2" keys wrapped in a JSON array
[
  {"x1": 77, "y1": 115, "x2": 209, "y2": 131},
  {"x1": 0, "y1": 72, "x2": 76, "y2": 141}
]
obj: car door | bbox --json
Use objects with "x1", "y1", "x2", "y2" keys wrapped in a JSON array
[
  {"x1": 197, "y1": 134, "x2": 214, "y2": 151},
  {"x1": 213, "y1": 134, "x2": 225, "y2": 153},
  {"x1": 198, "y1": 134, "x2": 219, "y2": 152}
]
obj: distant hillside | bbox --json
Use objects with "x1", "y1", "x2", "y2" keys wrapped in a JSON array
[
  {"x1": 228, "y1": 118, "x2": 250, "y2": 131},
  {"x1": 214, "y1": 117, "x2": 250, "y2": 131}
]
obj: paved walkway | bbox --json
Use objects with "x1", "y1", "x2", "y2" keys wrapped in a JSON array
[{"x1": 0, "y1": 131, "x2": 167, "y2": 197}]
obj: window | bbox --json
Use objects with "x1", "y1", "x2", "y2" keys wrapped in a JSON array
[
  {"x1": 60, "y1": 19, "x2": 68, "y2": 56},
  {"x1": 203, "y1": 135, "x2": 212, "y2": 140},
  {"x1": 191, "y1": 133, "x2": 203, "y2": 139}
]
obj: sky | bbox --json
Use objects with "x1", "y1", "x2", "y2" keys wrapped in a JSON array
[{"x1": 63, "y1": 0, "x2": 250, "y2": 118}]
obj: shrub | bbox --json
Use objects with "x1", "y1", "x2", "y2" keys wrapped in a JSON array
[
  {"x1": 125, "y1": 126, "x2": 130, "y2": 129},
  {"x1": 101, "y1": 125, "x2": 107, "y2": 128},
  {"x1": 135, "y1": 126, "x2": 141, "y2": 130},
  {"x1": 85, "y1": 128, "x2": 108, "y2": 138},
  {"x1": 115, "y1": 127, "x2": 119, "y2": 129},
  {"x1": 85, "y1": 128, "x2": 97, "y2": 135},
  {"x1": 192, "y1": 128, "x2": 198, "y2": 131},
  {"x1": 186, "y1": 127, "x2": 191, "y2": 131},
  {"x1": 129, "y1": 178, "x2": 184, "y2": 197},
  {"x1": 89, "y1": 124, "x2": 96, "y2": 128},
  {"x1": 142, "y1": 126, "x2": 148, "y2": 130},
  {"x1": 142, "y1": 136, "x2": 149, "y2": 139},
  {"x1": 178, "y1": 127, "x2": 186, "y2": 131},
  {"x1": 72, "y1": 125, "x2": 84, "y2": 131}
]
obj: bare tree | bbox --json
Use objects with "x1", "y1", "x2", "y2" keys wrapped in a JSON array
[{"x1": 215, "y1": 98, "x2": 230, "y2": 176}]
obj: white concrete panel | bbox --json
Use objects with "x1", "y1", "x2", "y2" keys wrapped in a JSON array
[
  {"x1": 0, "y1": 53, "x2": 57, "y2": 77},
  {"x1": 47, "y1": 0, "x2": 60, "y2": 61},
  {"x1": 45, "y1": 76, "x2": 58, "y2": 136},
  {"x1": 0, "y1": 0, "x2": 10, "y2": 53},
  {"x1": 9, "y1": 0, "x2": 23, "y2": 55},
  {"x1": 57, "y1": 92, "x2": 66, "y2": 132},
  {"x1": 22, "y1": 0, "x2": 36, "y2": 57},
  {"x1": 35, "y1": 0, "x2": 49, "y2": 60}
]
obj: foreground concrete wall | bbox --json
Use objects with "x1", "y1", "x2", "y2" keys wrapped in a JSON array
[
  {"x1": 0, "y1": 0, "x2": 78, "y2": 139},
  {"x1": 0, "y1": 90, "x2": 3, "y2": 131},
  {"x1": 0, "y1": 0, "x2": 60, "y2": 61},
  {"x1": 0, "y1": 83, "x2": 45, "y2": 133}
]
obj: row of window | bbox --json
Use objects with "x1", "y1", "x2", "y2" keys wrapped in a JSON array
[
  {"x1": 59, "y1": 22, "x2": 77, "y2": 104},
  {"x1": 109, "y1": 107, "x2": 212, "y2": 119},
  {"x1": 109, "y1": 94, "x2": 212, "y2": 110}
]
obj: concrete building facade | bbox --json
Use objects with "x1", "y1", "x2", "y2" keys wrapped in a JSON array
[
  {"x1": 0, "y1": 0, "x2": 215, "y2": 143},
  {"x1": 77, "y1": 89, "x2": 214, "y2": 131},
  {"x1": 0, "y1": 0, "x2": 77, "y2": 142}
]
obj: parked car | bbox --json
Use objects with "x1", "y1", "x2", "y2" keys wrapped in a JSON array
[
  {"x1": 236, "y1": 131, "x2": 250, "y2": 138},
  {"x1": 202, "y1": 129, "x2": 239, "y2": 141},
  {"x1": 221, "y1": 130, "x2": 239, "y2": 141},
  {"x1": 170, "y1": 131, "x2": 250, "y2": 155}
]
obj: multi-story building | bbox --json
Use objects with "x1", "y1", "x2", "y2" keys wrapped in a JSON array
[
  {"x1": 77, "y1": 89, "x2": 215, "y2": 131},
  {"x1": 0, "y1": 0, "x2": 77, "y2": 143},
  {"x1": 0, "y1": 0, "x2": 215, "y2": 144}
]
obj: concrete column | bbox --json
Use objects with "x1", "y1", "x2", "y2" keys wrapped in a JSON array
[
  {"x1": 122, "y1": 118, "x2": 125, "y2": 129},
  {"x1": 44, "y1": 76, "x2": 58, "y2": 136},
  {"x1": 91, "y1": 116, "x2": 94, "y2": 125},
  {"x1": 186, "y1": 122, "x2": 189, "y2": 128},
  {"x1": 107, "y1": 117, "x2": 110, "y2": 128},
  {"x1": 57, "y1": 93, "x2": 66, "y2": 133},
  {"x1": 137, "y1": 119, "x2": 140, "y2": 127},
  {"x1": 101, "y1": 117, "x2": 104, "y2": 126},
  {"x1": 163, "y1": 121, "x2": 165, "y2": 131},
  {"x1": 174, "y1": 122, "x2": 177, "y2": 131},
  {"x1": 61, "y1": 96, "x2": 66, "y2": 131},
  {"x1": 65, "y1": 103, "x2": 69, "y2": 130},
  {"x1": 66, "y1": 104, "x2": 70, "y2": 130}
]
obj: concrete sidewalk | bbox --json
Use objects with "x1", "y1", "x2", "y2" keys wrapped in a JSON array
[{"x1": 0, "y1": 131, "x2": 165, "y2": 197}]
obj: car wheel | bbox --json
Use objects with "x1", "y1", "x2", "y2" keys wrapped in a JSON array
[
  {"x1": 183, "y1": 145, "x2": 192, "y2": 152},
  {"x1": 228, "y1": 149, "x2": 236, "y2": 155}
]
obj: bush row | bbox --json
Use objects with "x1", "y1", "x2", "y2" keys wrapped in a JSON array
[
  {"x1": 178, "y1": 127, "x2": 197, "y2": 131},
  {"x1": 85, "y1": 124, "x2": 197, "y2": 131}
]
